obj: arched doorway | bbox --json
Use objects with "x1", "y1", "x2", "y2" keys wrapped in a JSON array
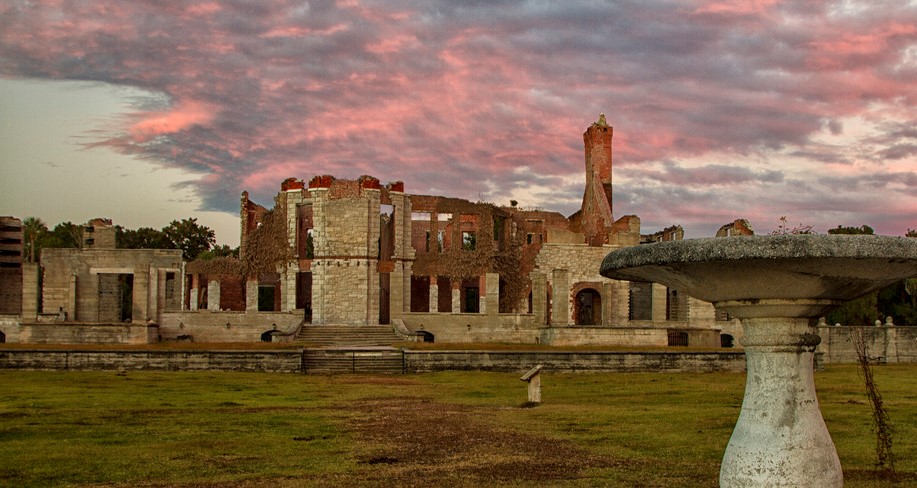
[{"x1": 575, "y1": 288, "x2": 602, "y2": 325}]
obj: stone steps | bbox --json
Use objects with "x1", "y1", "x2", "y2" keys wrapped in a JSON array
[
  {"x1": 296, "y1": 325, "x2": 402, "y2": 347},
  {"x1": 302, "y1": 348, "x2": 404, "y2": 374}
]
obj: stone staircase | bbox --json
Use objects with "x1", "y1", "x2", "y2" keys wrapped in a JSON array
[
  {"x1": 296, "y1": 325, "x2": 406, "y2": 374},
  {"x1": 295, "y1": 324, "x2": 403, "y2": 347},
  {"x1": 302, "y1": 347, "x2": 404, "y2": 374}
]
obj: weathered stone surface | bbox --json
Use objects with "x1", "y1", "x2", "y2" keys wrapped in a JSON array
[
  {"x1": 0, "y1": 349, "x2": 302, "y2": 372},
  {"x1": 601, "y1": 235, "x2": 917, "y2": 309}
]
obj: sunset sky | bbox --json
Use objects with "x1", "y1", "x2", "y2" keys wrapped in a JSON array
[{"x1": 1, "y1": 0, "x2": 915, "y2": 247}]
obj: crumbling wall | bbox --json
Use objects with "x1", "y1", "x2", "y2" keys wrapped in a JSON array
[
  {"x1": 534, "y1": 243, "x2": 628, "y2": 326},
  {"x1": 83, "y1": 218, "x2": 115, "y2": 249},
  {"x1": 409, "y1": 196, "x2": 532, "y2": 313},
  {"x1": 39, "y1": 248, "x2": 183, "y2": 325},
  {"x1": 0, "y1": 217, "x2": 23, "y2": 315},
  {"x1": 716, "y1": 219, "x2": 755, "y2": 237},
  {"x1": 641, "y1": 224, "x2": 684, "y2": 244}
]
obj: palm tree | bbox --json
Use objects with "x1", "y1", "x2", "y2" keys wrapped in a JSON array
[{"x1": 21, "y1": 217, "x2": 47, "y2": 263}]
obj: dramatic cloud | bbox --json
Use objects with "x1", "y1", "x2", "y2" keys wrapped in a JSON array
[{"x1": 1, "y1": 0, "x2": 915, "y2": 236}]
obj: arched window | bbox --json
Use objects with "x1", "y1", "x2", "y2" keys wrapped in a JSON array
[{"x1": 575, "y1": 288, "x2": 602, "y2": 325}]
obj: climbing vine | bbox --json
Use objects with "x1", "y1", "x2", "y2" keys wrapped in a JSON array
[{"x1": 241, "y1": 197, "x2": 294, "y2": 276}]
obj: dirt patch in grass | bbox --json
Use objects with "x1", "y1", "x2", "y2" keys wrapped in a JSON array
[{"x1": 335, "y1": 397, "x2": 629, "y2": 486}]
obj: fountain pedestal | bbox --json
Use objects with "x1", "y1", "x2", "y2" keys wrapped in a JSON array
[
  {"x1": 600, "y1": 235, "x2": 917, "y2": 487},
  {"x1": 720, "y1": 314, "x2": 841, "y2": 486}
]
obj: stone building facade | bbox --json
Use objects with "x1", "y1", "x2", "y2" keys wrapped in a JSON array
[
  {"x1": 0, "y1": 217, "x2": 24, "y2": 317},
  {"x1": 1, "y1": 219, "x2": 185, "y2": 344},
  {"x1": 218, "y1": 115, "x2": 727, "y2": 346},
  {"x1": 0, "y1": 116, "x2": 737, "y2": 347}
]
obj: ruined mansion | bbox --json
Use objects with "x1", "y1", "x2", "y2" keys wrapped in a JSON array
[{"x1": 0, "y1": 117, "x2": 748, "y2": 347}]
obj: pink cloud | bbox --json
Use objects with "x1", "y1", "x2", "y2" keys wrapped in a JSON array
[
  {"x1": 129, "y1": 100, "x2": 216, "y2": 143},
  {"x1": 1, "y1": 0, "x2": 915, "y2": 235}
]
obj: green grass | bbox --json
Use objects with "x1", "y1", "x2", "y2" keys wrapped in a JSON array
[{"x1": 0, "y1": 365, "x2": 914, "y2": 487}]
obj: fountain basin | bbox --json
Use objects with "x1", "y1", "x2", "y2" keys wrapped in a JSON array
[{"x1": 600, "y1": 234, "x2": 917, "y2": 318}]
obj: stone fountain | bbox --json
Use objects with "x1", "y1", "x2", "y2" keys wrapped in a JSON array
[{"x1": 600, "y1": 234, "x2": 917, "y2": 487}]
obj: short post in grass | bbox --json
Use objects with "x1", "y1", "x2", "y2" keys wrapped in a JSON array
[{"x1": 520, "y1": 364, "x2": 543, "y2": 404}]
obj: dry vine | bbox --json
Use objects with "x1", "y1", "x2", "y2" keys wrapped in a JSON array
[
  {"x1": 241, "y1": 200, "x2": 295, "y2": 276},
  {"x1": 851, "y1": 327, "x2": 896, "y2": 473}
]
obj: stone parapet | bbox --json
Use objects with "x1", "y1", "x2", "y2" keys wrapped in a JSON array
[
  {"x1": 404, "y1": 350, "x2": 746, "y2": 373},
  {"x1": 0, "y1": 349, "x2": 302, "y2": 372}
]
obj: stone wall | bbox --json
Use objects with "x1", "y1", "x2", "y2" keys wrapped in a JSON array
[
  {"x1": 402, "y1": 312, "x2": 542, "y2": 343},
  {"x1": 39, "y1": 248, "x2": 183, "y2": 325},
  {"x1": 19, "y1": 323, "x2": 158, "y2": 344},
  {"x1": 0, "y1": 349, "x2": 302, "y2": 372},
  {"x1": 0, "y1": 348, "x2": 742, "y2": 373},
  {"x1": 534, "y1": 242, "x2": 628, "y2": 326},
  {"x1": 404, "y1": 350, "x2": 747, "y2": 373},
  {"x1": 0, "y1": 269, "x2": 22, "y2": 315},
  {"x1": 817, "y1": 325, "x2": 917, "y2": 363},
  {"x1": 0, "y1": 314, "x2": 21, "y2": 343},
  {"x1": 541, "y1": 326, "x2": 667, "y2": 347},
  {"x1": 159, "y1": 311, "x2": 303, "y2": 342}
]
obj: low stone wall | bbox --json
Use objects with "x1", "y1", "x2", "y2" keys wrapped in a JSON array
[
  {"x1": 402, "y1": 312, "x2": 542, "y2": 343},
  {"x1": 0, "y1": 349, "x2": 302, "y2": 372},
  {"x1": 404, "y1": 350, "x2": 747, "y2": 373},
  {"x1": 818, "y1": 325, "x2": 917, "y2": 363},
  {"x1": 0, "y1": 315, "x2": 21, "y2": 343},
  {"x1": 159, "y1": 311, "x2": 304, "y2": 342},
  {"x1": 0, "y1": 348, "x2": 743, "y2": 373},
  {"x1": 541, "y1": 326, "x2": 667, "y2": 347},
  {"x1": 19, "y1": 323, "x2": 158, "y2": 344}
]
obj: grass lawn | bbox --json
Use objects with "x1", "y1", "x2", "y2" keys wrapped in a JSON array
[{"x1": 0, "y1": 364, "x2": 914, "y2": 487}]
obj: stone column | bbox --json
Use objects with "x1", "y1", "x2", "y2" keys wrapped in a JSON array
[
  {"x1": 207, "y1": 280, "x2": 221, "y2": 311},
  {"x1": 551, "y1": 269, "x2": 570, "y2": 326},
  {"x1": 148, "y1": 268, "x2": 159, "y2": 323},
  {"x1": 720, "y1": 315, "x2": 842, "y2": 487},
  {"x1": 608, "y1": 280, "x2": 629, "y2": 326},
  {"x1": 189, "y1": 274, "x2": 199, "y2": 311},
  {"x1": 602, "y1": 281, "x2": 615, "y2": 326},
  {"x1": 530, "y1": 271, "x2": 547, "y2": 325},
  {"x1": 67, "y1": 274, "x2": 77, "y2": 321},
  {"x1": 429, "y1": 276, "x2": 438, "y2": 313},
  {"x1": 390, "y1": 265, "x2": 404, "y2": 320},
  {"x1": 21, "y1": 262, "x2": 39, "y2": 322},
  {"x1": 451, "y1": 279, "x2": 461, "y2": 313},
  {"x1": 132, "y1": 265, "x2": 150, "y2": 323},
  {"x1": 281, "y1": 264, "x2": 297, "y2": 312},
  {"x1": 245, "y1": 277, "x2": 259, "y2": 312},
  {"x1": 651, "y1": 283, "x2": 667, "y2": 322},
  {"x1": 485, "y1": 273, "x2": 498, "y2": 315}
]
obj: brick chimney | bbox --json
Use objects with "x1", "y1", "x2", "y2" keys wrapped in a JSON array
[{"x1": 579, "y1": 114, "x2": 615, "y2": 246}]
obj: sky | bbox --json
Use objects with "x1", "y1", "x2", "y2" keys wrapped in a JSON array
[{"x1": 1, "y1": 0, "x2": 915, "y2": 248}]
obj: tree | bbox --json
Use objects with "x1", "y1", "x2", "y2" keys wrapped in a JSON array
[
  {"x1": 825, "y1": 293, "x2": 879, "y2": 326},
  {"x1": 22, "y1": 217, "x2": 48, "y2": 263},
  {"x1": 162, "y1": 218, "x2": 215, "y2": 261},
  {"x1": 827, "y1": 224, "x2": 874, "y2": 235},
  {"x1": 116, "y1": 226, "x2": 173, "y2": 250},
  {"x1": 43, "y1": 222, "x2": 82, "y2": 249},
  {"x1": 907, "y1": 229, "x2": 916, "y2": 238},
  {"x1": 195, "y1": 244, "x2": 239, "y2": 260}
]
